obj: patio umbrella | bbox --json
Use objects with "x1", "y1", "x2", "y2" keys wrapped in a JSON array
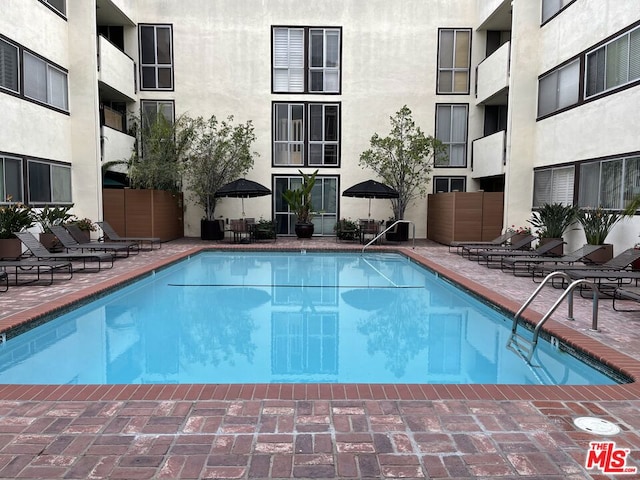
[
  {"x1": 215, "y1": 178, "x2": 272, "y2": 217},
  {"x1": 342, "y1": 180, "x2": 399, "y2": 218}
]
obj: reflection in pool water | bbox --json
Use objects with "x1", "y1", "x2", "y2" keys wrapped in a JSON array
[{"x1": 0, "y1": 252, "x2": 620, "y2": 385}]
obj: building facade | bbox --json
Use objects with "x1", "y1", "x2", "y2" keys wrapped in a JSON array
[{"x1": 1, "y1": 0, "x2": 639, "y2": 249}]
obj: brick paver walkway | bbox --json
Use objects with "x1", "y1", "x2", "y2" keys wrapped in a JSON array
[{"x1": 0, "y1": 237, "x2": 638, "y2": 479}]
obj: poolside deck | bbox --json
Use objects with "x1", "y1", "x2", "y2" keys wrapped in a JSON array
[{"x1": 0, "y1": 236, "x2": 638, "y2": 479}]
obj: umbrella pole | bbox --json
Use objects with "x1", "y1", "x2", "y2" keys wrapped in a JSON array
[
  {"x1": 368, "y1": 198, "x2": 371, "y2": 218},
  {"x1": 242, "y1": 197, "x2": 245, "y2": 218}
]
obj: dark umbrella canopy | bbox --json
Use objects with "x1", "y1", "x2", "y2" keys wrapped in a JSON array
[
  {"x1": 215, "y1": 179, "x2": 272, "y2": 217},
  {"x1": 342, "y1": 180, "x2": 399, "y2": 217}
]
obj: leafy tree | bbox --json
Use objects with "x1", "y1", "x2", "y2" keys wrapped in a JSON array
[
  {"x1": 182, "y1": 115, "x2": 258, "y2": 221},
  {"x1": 359, "y1": 105, "x2": 445, "y2": 220}
]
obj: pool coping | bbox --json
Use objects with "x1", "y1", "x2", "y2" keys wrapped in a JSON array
[{"x1": 0, "y1": 245, "x2": 638, "y2": 403}]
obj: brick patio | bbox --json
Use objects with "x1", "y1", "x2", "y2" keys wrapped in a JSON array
[{"x1": 0, "y1": 237, "x2": 638, "y2": 479}]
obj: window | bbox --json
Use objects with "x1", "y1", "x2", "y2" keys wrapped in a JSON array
[
  {"x1": 437, "y1": 29, "x2": 471, "y2": 94},
  {"x1": 578, "y1": 156, "x2": 640, "y2": 209},
  {"x1": 139, "y1": 25, "x2": 173, "y2": 90},
  {"x1": 0, "y1": 156, "x2": 23, "y2": 203},
  {"x1": 273, "y1": 27, "x2": 341, "y2": 93},
  {"x1": 274, "y1": 175, "x2": 337, "y2": 235},
  {"x1": 586, "y1": 26, "x2": 640, "y2": 98},
  {"x1": 541, "y1": 0, "x2": 572, "y2": 24},
  {"x1": 273, "y1": 103, "x2": 340, "y2": 166},
  {"x1": 434, "y1": 177, "x2": 466, "y2": 193},
  {"x1": 141, "y1": 100, "x2": 175, "y2": 127},
  {"x1": 533, "y1": 166, "x2": 575, "y2": 207},
  {"x1": 435, "y1": 104, "x2": 468, "y2": 167},
  {"x1": 0, "y1": 38, "x2": 19, "y2": 93},
  {"x1": 23, "y1": 52, "x2": 68, "y2": 110},
  {"x1": 27, "y1": 160, "x2": 72, "y2": 204},
  {"x1": 537, "y1": 59, "x2": 579, "y2": 117}
]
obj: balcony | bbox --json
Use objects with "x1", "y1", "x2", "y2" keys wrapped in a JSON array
[
  {"x1": 96, "y1": 0, "x2": 136, "y2": 26},
  {"x1": 472, "y1": 130, "x2": 506, "y2": 179},
  {"x1": 101, "y1": 125, "x2": 134, "y2": 164},
  {"x1": 476, "y1": 41, "x2": 510, "y2": 105},
  {"x1": 477, "y1": 0, "x2": 512, "y2": 31},
  {"x1": 98, "y1": 36, "x2": 135, "y2": 102}
]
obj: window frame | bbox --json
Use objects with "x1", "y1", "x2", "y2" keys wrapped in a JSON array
[
  {"x1": 541, "y1": 0, "x2": 576, "y2": 26},
  {"x1": 139, "y1": 24, "x2": 174, "y2": 91},
  {"x1": 434, "y1": 103, "x2": 469, "y2": 168},
  {"x1": 433, "y1": 176, "x2": 466, "y2": 193},
  {"x1": 532, "y1": 165, "x2": 576, "y2": 208},
  {"x1": 584, "y1": 24, "x2": 640, "y2": 100},
  {"x1": 23, "y1": 51, "x2": 69, "y2": 111},
  {"x1": 577, "y1": 154, "x2": 640, "y2": 210},
  {"x1": 0, "y1": 154, "x2": 24, "y2": 204},
  {"x1": 537, "y1": 57, "x2": 580, "y2": 118},
  {"x1": 272, "y1": 26, "x2": 342, "y2": 94},
  {"x1": 0, "y1": 37, "x2": 20, "y2": 94},
  {"x1": 436, "y1": 28, "x2": 472, "y2": 95},
  {"x1": 272, "y1": 102, "x2": 341, "y2": 167},
  {"x1": 38, "y1": 0, "x2": 66, "y2": 18},
  {"x1": 140, "y1": 99, "x2": 175, "y2": 127},
  {"x1": 27, "y1": 159, "x2": 72, "y2": 205}
]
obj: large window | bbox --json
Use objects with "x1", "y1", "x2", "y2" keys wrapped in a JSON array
[
  {"x1": 0, "y1": 38, "x2": 19, "y2": 93},
  {"x1": 578, "y1": 156, "x2": 640, "y2": 209},
  {"x1": 274, "y1": 175, "x2": 337, "y2": 236},
  {"x1": 27, "y1": 160, "x2": 72, "y2": 204},
  {"x1": 586, "y1": 25, "x2": 640, "y2": 98},
  {"x1": 541, "y1": 0, "x2": 573, "y2": 24},
  {"x1": 139, "y1": 25, "x2": 173, "y2": 90},
  {"x1": 141, "y1": 100, "x2": 175, "y2": 127},
  {"x1": 0, "y1": 156, "x2": 23, "y2": 203},
  {"x1": 537, "y1": 59, "x2": 579, "y2": 117},
  {"x1": 437, "y1": 29, "x2": 471, "y2": 94},
  {"x1": 435, "y1": 104, "x2": 468, "y2": 167},
  {"x1": 273, "y1": 27, "x2": 341, "y2": 93},
  {"x1": 273, "y1": 103, "x2": 340, "y2": 166},
  {"x1": 23, "y1": 52, "x2": 68, "y2": 110},
  {"x1": 533, "y1": 166, "x2": 575, "y2": 208}
]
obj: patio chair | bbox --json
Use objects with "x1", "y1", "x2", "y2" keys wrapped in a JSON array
[
  {"x1": 462, "y1": 234, "x2": 536, "y2": 260},
  {"x1": 96, "y1": 221, "x2": 161, "y2": 250},
  {"x1": 501, "y1": 244, "x2": 604, "y2": 277},
  {"x1": 612, "y1": 286, "x2": 640, "y2": 312},
  {"x1": 0, "y1": 258, "x2": 73, "y2": 285},
  {"x1": 52, "y1": 225, "x2": 139, "y2": 258},
  {"x1": 14, "y1": 231, "x2": 114, "y2": 272},
  {"x1": 359, "y1": 219, "x2": 381, "y2": 245},
  {"x1": 230, "y1": 219, "x2": 252, "y2": 243},
  {"x1": 477, "y1": 238, "x2": 565, "y2": 268},
  {"x1": 536, "y1": 248, "x2": 640, "y2": 275},
  {"x1": 448, "y1": 231, "x2": 517, "y2": 254},
  {"x1": 0, "y1": 271, "x2": 7, "y2": 292}
]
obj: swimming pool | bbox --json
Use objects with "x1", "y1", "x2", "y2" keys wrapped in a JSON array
[{"x1": 0, "y1": 251, "x2": 620, "y2": 385}]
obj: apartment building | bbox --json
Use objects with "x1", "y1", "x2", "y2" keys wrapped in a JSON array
[{"x1": 1, "y1": 0, "x2": 639, "y2": 248}]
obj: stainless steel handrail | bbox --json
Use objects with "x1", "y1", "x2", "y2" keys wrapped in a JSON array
[{"x1": 361, "y1": 220, "x2": 415, "y2": 254}]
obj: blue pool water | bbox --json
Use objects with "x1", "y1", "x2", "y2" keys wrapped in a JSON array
[{"x1": 0, "y1": 251, "x2": 619, "y2": 385}]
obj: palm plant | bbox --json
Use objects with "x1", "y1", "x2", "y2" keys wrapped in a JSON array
[
  {"x1": 576, "y1": 207, "x2": 622, "y2": 245},
  {"x1": 282, "y1": 170, "x2": 318, "y2": 224},
  {"x1": 528, "y1": 203, "x2": 578, "y2": 238}
]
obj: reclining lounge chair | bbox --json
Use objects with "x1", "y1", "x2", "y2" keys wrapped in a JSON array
[
  {"x1": 500, "y1": 244, "x2": 604, "y2": 277},
  {"x1": 462, "y1": 234, "x2": 536, "y2": 260},
  {"x1": 477, "y1": 238, "x2": 564, "y2": 268},
  {"x1": 448, "y1": 231, "x2": 517, "y2": 254},
  {"x1": 97, "y1": 221, "x2": 161, "y2": 250},
  {"x1": 0, "y1": 258, "x2": 73, "y2": 285},
  {"x1": 51, "y1": 225, "x2": 139, "y2": 258},
  {"x1": 14, "y1": 232, "x2": 114, "y2": 272}
]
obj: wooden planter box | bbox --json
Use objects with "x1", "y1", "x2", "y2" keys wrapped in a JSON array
[{"x1": 103, "y1": 189, "x2": 183, "y2": 242}]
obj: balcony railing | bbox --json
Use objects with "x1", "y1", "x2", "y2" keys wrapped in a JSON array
[
  {"x1": 476, "y1": 41, "x2": 510, "y2": 105},
  {"x1": 97, "y1": 35, "x2": 135, "y2": 101},
  {"x1": 471, "y1": 130, "x2": 506, "y2": 179}
]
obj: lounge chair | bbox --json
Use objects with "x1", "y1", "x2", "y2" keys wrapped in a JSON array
[
  {"x1": 612, "y1": 286, "x2": 640, "y2": 312},
  {"x1": 500, "y1": 244, "x2": 604, "y2": 277},
  {"x1": 448, "y1": 231, "x2": 517, "y2": 254},
  {"x1": 51, "y1": 225, "x2": 138, "y2": 258},
  {"x1": 537, "y1": 248, "x2": 640, "y2": 275},
  {"x1": 0, "y1": 258, "x2": 73, "y2": 285},
  {"x1": 462, "y1": 234, "x2": 536, "y2": 260},
  {"x1": 563, "y1": 269, "x2": 640, "y2": 291},
  {"x1": 0, "y1": 271, "x2": 7, "y2": 292},
  {"x1": 477, "y1": 238, "x2": 565, "y2": 268},
  {"x1": 14, "y1": 231, "x2": 114, "y2": 272},
  {"x1": 96, "y1": 221, "x2": 161, "y2": 250}
]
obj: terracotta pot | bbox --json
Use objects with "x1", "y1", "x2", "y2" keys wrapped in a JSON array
[
  {"x1": 584, "y1": 243, "x2": 614, "y2": 264},
  {"x1": 0, "y1": 238, "x2": 22, "y2": 259}
]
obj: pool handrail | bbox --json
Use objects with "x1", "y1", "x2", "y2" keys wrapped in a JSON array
[{"x1": 361, "y1": 220, "x2": 415, "y2": 253}]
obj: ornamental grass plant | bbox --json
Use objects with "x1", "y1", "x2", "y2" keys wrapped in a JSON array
[{"x1": 576, "y1": 207, "x2": 622, "y2": 245}]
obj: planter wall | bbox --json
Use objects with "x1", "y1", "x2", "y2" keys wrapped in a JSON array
[
  {"x1": 427, "y1": 192, "x2": 504, "y2": 245},
  {"x1": 103, "y1": 189, "x2": 183, "y2": 242}
]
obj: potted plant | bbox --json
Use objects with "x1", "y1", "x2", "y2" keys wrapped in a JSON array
[
  {"x1": 528, "y1": 202, "x2": 578, "y2": 256},
  {"x1": 334, "y1": 218, "x2": 359, "y2": 241},
  {"x1": 506, "y1": 225, "x2": 533, "y2": 250},
  {"x1": 33, "y1": 205, "x2": 75, "y2": 252},
  {"x1": 282, "y1": 169, "x2": 318, "y2": 238},
  {"x1": 182, "y1": 115, "x2": 257, "y2": 240},
  {"x1": 0, "y1": 201, "x2": 34, "y2": 258},
  {"x1": 253, "y1": 218, "x2": 276, "y2": 241},
  {"x1": 69, "y1": 218, "x2": 97, "y2": 242},
  {"x1": 576, "y1": 207, "x2": 623, "y2": 263}
]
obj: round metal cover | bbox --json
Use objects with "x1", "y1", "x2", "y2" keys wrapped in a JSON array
[{"x1": 573, "y1": 417, "x2": 621, "y2": 435}]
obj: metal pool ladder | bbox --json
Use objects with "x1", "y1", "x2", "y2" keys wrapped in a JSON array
[
  {"x1": 362, "y1": 220, "x2": 415, "y2": 253},
  {"x1": 507, "y1": 271, "x2": 599, "y2": 363}
]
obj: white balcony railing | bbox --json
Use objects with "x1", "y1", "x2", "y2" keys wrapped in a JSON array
[
  {"x1": 101, "y1": 125, "x2": 135, "y2": 164},
  {"x1": 98, "y1": 36, "x2": 135, "y2": 101},
  {"x1": 472, "y1": 130, "x2": 506, "y2": 179},
  {"x1": 476, "y1": 41, "x2": 510, "y2": 105}
]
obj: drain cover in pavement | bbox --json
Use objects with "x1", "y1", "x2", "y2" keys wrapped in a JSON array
[{"x1": 573, "y1": 417, "x2": 621, "y2": 435}]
